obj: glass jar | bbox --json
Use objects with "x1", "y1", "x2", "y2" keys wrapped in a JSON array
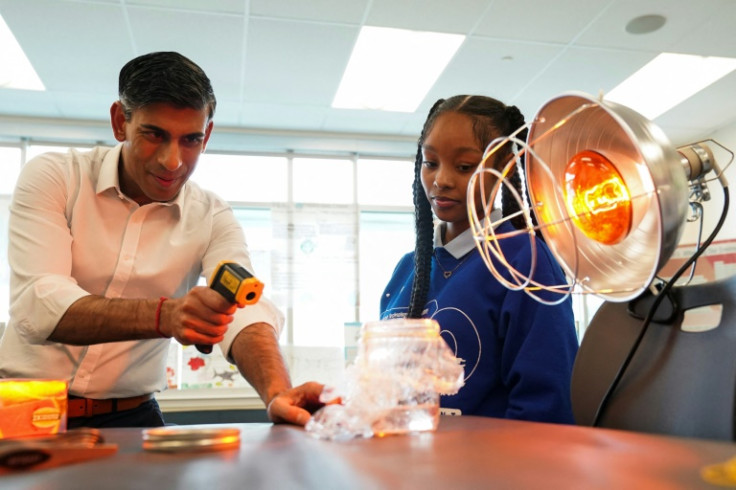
[{"x1": 357, "y1": 318, "x2": 463, "y2": 436}]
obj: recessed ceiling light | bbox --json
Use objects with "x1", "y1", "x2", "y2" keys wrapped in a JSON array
[
  {"x1": 332, "y1": 26, "x2": 465, "y2": 113},
  {"x1": 0, "y1": 14, "x2": 45, "y2": 91},
  {"x1": 625, "y1": 14, "x2": 666, "y2": 35},
  {"x1": 605, "y1": 52, "x2": 736, "y2": 120}
]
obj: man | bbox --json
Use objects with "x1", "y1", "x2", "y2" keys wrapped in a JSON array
[{"x1": 0, "y1": 52, "x2": 324, "y2": 428}]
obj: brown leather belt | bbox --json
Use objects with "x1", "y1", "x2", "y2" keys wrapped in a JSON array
[{"x1": 67, "y1": 394, "x2": 154, "y2": 418}]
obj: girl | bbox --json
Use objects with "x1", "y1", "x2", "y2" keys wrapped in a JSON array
[{"x1": 380, "y1": 95, "x2": 579, "y2": 424}]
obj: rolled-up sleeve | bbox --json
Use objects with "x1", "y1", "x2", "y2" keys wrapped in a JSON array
[
  {"x1": 200, "y1": 196, "x2": 285, "y2": 362},
  {"x1": 8, "y1": 154, "x2": 89, "y2": 343}
]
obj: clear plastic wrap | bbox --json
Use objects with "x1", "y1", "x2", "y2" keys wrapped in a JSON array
[{"x1": 306, "y1": 318, "x2": 464, "y2": 440}]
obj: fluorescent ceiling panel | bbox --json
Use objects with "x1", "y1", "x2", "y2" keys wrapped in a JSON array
[
  {"x1": 332, "y1": 26, "x2": 464, "y2": 113},
  {"x1": 0, "y1": 14, "x2": 45, "y2": 91},
  {"x1": 605, "y1": 52, "x2": 736, "y2": 120}
]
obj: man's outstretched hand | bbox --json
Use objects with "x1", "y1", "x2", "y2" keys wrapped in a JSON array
[{"x1": 267, "y1": 381, "x2": 327, "y2": 426}]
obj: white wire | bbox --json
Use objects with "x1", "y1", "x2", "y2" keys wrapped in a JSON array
[{"x1": 468, "y1": 128, "x2": 575, "y2": 306}]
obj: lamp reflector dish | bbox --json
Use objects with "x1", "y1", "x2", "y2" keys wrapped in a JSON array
[{"x1": 526, "y1": 93, "x2": 689, "y2": 302}]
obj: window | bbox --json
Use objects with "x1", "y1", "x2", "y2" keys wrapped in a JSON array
[
  {"x1": 293, "y1": 157, "x2": 354, "y2": 204},
  {"x1": 283, "y1": 203, "x2": 358, "y2": 346},
  {"x1": 357, "y1": 158, "x2": 414, "y2": 207},
  {"x1": 0, "y1": 147, "x2": 22, "y2": 323},
  {"x1": 191, "y1": 154, "x2": 288, "y2": 203},
  {"x1": 168, "y1": 154, "x2": 415, "y2": 390},
  {"x1": 359, "y1": 211, "x2": 414, "y2": 322},
  {"x1": 0, "y1": 196, "x2": 11, "y2": 323},
  {"x1": 0, "y1": 147, "x2": 21, "y2": 195},
  {"x1": 0, "y1": 143, "x2": 420, "y2": 398}
]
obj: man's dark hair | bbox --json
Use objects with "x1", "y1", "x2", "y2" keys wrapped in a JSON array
[{"x1": 118, "y1": 51, "x2": 216, "y2": 121}]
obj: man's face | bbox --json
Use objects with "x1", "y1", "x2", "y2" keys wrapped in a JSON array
[{"x1": 111, "y1": 101, "x2": 213, "y2": 205}]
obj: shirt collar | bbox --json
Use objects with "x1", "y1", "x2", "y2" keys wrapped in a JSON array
[
  {"x1": 96, "y1": 143, "x2": 123, "y2": 196},
  {"x1": 434, "y1": 208, "x2": 503, "y2": 259}
]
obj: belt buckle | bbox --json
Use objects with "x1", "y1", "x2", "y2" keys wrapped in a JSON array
[
  {"x1": 86, "y1": 398, "x2": 113, "y2": 416},
  {"x1": 85, "y1": 398, "x2": 96, "y2": 417}
]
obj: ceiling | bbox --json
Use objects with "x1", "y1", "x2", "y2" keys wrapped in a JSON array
[{"x1": 1, "y1": 0, "x2": 736, "y2": 156}]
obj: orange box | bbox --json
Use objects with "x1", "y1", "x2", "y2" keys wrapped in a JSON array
[{"x1": 0, "y1": 379, "x2": 68, "y2": 439}]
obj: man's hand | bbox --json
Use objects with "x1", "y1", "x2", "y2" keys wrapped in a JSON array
[
  {"x1": 228, "y1": 325, "x2": 327, "y2": 427},
  {"x1": 266, "y1": 382, "x2": 326, "y2": 426},
  {"x1": 158, "y1": 286, "x2": 237, "y2": 346}
]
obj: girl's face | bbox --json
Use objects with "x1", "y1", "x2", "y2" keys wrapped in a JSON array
[{"x1": 421, "y1": 111, "x2": 490, "y2": 243}]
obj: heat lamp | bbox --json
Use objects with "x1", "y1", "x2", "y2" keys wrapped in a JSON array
[
  {"x1": 468, "y1": 91, "x2": 731, "y2": 304},
  {"x1": 468, "y1": 92, "x2": 734, "y2": 437}
]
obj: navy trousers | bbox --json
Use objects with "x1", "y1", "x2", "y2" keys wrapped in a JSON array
[{"x1": 67, "y1": 399, "x2": 166, "y2": 429}]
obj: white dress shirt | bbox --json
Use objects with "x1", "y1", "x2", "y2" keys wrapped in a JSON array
[{"x1": 0, "y1": 145, "x2": 284, "y2": 398}]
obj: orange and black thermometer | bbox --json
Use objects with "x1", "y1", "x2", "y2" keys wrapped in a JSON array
[{"x1": 195, "y1": 261, "x2": 265, "y2": 354}]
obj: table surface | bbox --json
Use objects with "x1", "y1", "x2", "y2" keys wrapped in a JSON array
[{"x1": 2, "y1": 416, "x2": 735, "y2": 489}]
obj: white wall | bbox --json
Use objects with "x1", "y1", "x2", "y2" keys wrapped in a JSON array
[
  {"x1": 678, "y1": 118, "x2": 736, "y2": 245},
  {"x1": 711, "y1": 118, "x2": 736, "y2": 242}
]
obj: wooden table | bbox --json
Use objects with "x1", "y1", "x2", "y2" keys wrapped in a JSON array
[{"x1": 2, "y1": 416, "x2": 735, "y2": 489}]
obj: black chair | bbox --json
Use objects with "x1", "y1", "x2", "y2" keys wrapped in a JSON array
[{"x1": 570, "y1": 274, "x2": 736, "y2": 441}]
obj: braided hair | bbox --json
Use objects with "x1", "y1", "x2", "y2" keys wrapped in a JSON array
[{"x1": 406, "y1": 95, "x2": 532, "y2": 318}]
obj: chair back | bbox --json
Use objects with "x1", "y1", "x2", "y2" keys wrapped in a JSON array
[{"x1": 571, "y1": 274, "x2": 736, "y2": 441}]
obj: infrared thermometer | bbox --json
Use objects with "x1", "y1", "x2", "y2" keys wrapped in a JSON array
[{"x1": 195, "y1": 261, "x2": 265, "y2": 354}]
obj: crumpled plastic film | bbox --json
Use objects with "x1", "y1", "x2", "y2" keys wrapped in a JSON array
[{"x1": 306, "y1": 319, "x2": 464, "y2": 440}]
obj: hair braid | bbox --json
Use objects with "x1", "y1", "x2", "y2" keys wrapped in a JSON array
[
  {"x1": 407, "y1": 99, "x2": 445, "y2": 318},
  {"x1": 500, "y1": 105, "x2": 540, "y2": 232}
]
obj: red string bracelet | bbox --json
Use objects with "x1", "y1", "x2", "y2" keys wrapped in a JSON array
[{"x1": 155, "y1": 296, "x2": 170, "y2": 338}]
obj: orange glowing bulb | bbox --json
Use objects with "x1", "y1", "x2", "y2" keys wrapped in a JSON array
[{"x1": 563, "y1": 150, "x2": 632, "y2": 245}]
